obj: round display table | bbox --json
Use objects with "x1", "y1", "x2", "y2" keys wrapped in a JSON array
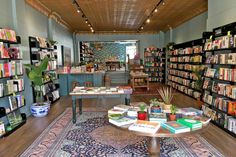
[{"x1": 112, "y1": 122, "x2": 210, "y2": 157}]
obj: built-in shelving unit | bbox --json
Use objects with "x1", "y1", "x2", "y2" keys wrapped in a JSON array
[
  {"x1": 0, "y1": 28, "x2": 26, "y2": 137},
  {"x1": 29, "y1": 36, "x2": 60, "y2": 104},
  {"x1": 167, "y1": 39, "x2": 204, "y2": 99},
  {"x1": 79, "y1": 42, "x2": 94, "y2": 65},
  {"x1": 144, "y1": 47, "x2": 165, "y2": 82},
  {"x1": 202, "y1": 22, "x2": 236, "y2": 138}
]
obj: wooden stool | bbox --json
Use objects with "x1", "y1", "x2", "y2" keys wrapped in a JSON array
[
  {"x1": 71, "y1": 81, "x2": 80, "y2": 91},
  {"x1": 84, "y1": 82, "x2": 93, "y2": 87}
]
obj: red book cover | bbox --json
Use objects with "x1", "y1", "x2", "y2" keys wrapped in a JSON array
[{"x1": 4, "y1": 63, "x2": 10, "y2": 77}]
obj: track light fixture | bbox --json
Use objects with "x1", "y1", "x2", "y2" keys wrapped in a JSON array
[
  {"x1": 72, "y1": 0, "x2": 94, "y2": 32},
  {"x1": 138, "y1": 0, "x2": 165, "y2": 32}
]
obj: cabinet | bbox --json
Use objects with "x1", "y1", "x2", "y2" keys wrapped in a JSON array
[{"x1": 29, "y1": 36, "x2": 60, "y2": 104}]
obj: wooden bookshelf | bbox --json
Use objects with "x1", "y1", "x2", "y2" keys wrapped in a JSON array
[
  {"x1": 29, "y1": 36, "x2": 60, "y2": 104},
  {"x1": 202, "y1": 22, "x2": 236, "y2": 138},
  {"x1": 144, "y1": 47, "x2": 165, "y2": 83}
]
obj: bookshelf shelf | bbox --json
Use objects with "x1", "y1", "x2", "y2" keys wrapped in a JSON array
[
  {"x1": 0, "y1": 29, "x2": 26, "y2": 138},
  {"x1": 201, "y1": 22, "x2": 236, "y2": 137},
  {"x1": 29, "y1": 36, "x2": 60, "y2": 104},
  {"x1": 144, "y1": 47, "x2": 165, "y2": 83}
]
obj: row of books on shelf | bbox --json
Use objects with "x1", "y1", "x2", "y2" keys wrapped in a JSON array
[
  {"x1": 147, "y1": 72, "x2": 163, "y2": 77},
  {"x1": 168, "y1": 75, "x2": 191, "y2": 86},
  {"x1": 169, "y1": 55, "x2": 202, "y2": 63},
  {"x1": 0, "y1": 42, "x2": 22, "y2": 59},
  {"x1": 145, "y1": 67, "x2": 163, "y2": 72},
  {"x1": 205, "y1": 52, "x2": 236, "y2": 65},
  {"x1": 169, "y1": 46, "x2": 203, "y2": 56},
  {"x1": 168, "y1": 69, "x2": 196, "y2": 80},
  {"x1": 32, "y1": 50, "x2": 57, "y2": 61},
  {"x1": 202, "y1": 105, "x2": 236, "y2": 134},
  {"x1": 7, "y1": 94, "x2": 25, "y2": 112},
  {"x1": 169, "y1": 63, "x2": 201, "y2": 72},
  {"x1": 0, "y1": 29, "x2": 17, "y2": 42},
  {"x1": 34, "y1": 60, "x2": 57, "y2": 71},
  {"x1": 145, "y1": 62, "x2": 164, "y2": 67},
  {"x1": 203, "y1": 92, "x2": 236, "y2": 115},
  {"x1": 204, "y1": 35, "x2": 236, "y2": 51},
  {"x1": 0, "y1": 61, "x2": 23, "y2": 78},
  {"x1": 0, "y1": 79, "x2": 24, "y2": 97},
  {"x1": 205, "y1": 67, "x2": 236, "y2": 82},
  {"x1": 108, "y1": 104, "x2": 208, "y2": 134},
  {"x1": 144, "y1": 57, "x2": 163, "y2": 62},
  {"x1": 168, "y1": 81, "x2": 201, "y2": 98},
  {"x1": 148, "y1": 77, "x2": 163, "y2": 82},
  {"x1": 47, "y1": 89, "x2": 60, "y2": 103}
]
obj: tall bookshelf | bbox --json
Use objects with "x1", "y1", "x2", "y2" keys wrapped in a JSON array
[
  {"x1": 167, "y1": 39, "x2": 204, "y2": 99},
  {"x1": 202, "y1": 22, "x2": 236, "y2": 137},
  {"x1": 79, "y1": 42, "x2": 94, "y2": 65},
  {"x1": 144, "y1": 47, "x2": 165, "y2": 83},
  {"x1": 29, "y1": 36, "x2": 60, "y2": 104},
  {"x1": 0, "y1": 29, "x2": 26, "y2": 137}
]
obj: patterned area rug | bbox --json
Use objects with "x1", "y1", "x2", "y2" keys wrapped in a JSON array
[{"x1": 21, "y1": 109, "x2": 223, "y2": 157}]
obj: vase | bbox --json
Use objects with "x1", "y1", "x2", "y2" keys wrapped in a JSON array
[
  {"x1": 137, "y1": 111, "x2": 147, "y2": 120},
  {"x1": 30, "y1": 102, "x2": 50, "y2": 117}
]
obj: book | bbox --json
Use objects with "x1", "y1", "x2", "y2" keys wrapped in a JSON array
[
  {"x1": 128, "y1": 120, "x2": 161, "y2": 134},
  {"x1": 161, "y1": 121, "x2": 191, "y2": 134},
  {"x1": 149, "y1": 113, "x2": 167, "y2": 123},
  {"x1": 108, "y1": 109, "x2": 126, "y2": 115},
  {"x1": 8, "y1": 95, "x2": 19, "y2": 110},
  {"x1": 109, "y1": 116, "x2": 136, "y2": 126},
  {"x1": 127, "y1": 107, "x2": 140, "y2": 117},
  {"x1": 177, "y1": 118, "x2": 202, "y2": 129},
  {"x1": 180, "y1": 107, "x2": 203, "y2": 116},
  {"x1": 113, "y1": 104, "x2": 132, "y2": 111},
  {"x1": 4, "y1": 63, "x2": 10, "y2": 77},
  {"x1": 0, "y1": 121, "x2": 5, "y2": 137}
]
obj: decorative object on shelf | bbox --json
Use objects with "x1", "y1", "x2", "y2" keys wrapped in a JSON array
[
  {"x1": 47, "y1": 39, "x2": 58, "y2": 48},
  {"x1": 150, "y1": 98, "x2": 162, "y2": 113},
  {"x1": 157, "y1": 87, "x2": 174, "y2": 110},
  {"x1": 169, "y1": 104, "x2": 177, "y2": 121},
  {"x1": 137, "y1": 104, "x2": 147, "y2": 120},
  {"x1": 166, "y1": 42, "x2": 175, "y2": 51},
  {"x1": 24, "y1": 57, "x2": 51, "y2": 117}
]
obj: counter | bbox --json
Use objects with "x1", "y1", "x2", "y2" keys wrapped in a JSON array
[{"x1": 58, "y1": 71, "x2": 105, "y2": 96}]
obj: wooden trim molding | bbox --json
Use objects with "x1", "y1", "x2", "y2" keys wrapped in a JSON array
[
  {"x1": 76, "y1": 31, "x2": 160, "y2": 35},
  {"x1": 25, "y1": 0, "x2": 72, "y2": 31}
]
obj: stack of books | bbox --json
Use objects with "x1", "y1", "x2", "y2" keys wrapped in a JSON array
[
  {"x1": 161, "y1": 121, "x2": 191, "y2": 134},
  {"x1": 128, "y1": 120, "x2": 161, "y2": 134},
  {"x1": 149, "y1": 113, "x2": 167, "y2": 123},
  {"x1": 177, "y1": 118, "x2": 202, "y2": 130}
]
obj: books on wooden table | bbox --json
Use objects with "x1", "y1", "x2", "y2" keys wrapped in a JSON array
[
  {"x1": 149, "y1": 113, "x2": 167, "y2": 123},
  {"x1": 109, "y1": 116, "x2": 136, "y2": 127},
  {"x1": 128, "y1": 120, "x2": 161, "y2": 134},
  {"x1": 113, "y1": 104, "x2": 132, "y2": 112},
  {"x1": 161, "y1": 121, "x2": 190, "y2": 134},
  {"x1": 108, "y1": 109, "x2": 126, "y2": 115},
  {"x1": 177, "y1": 118, "x2": 202, "y2": 130},
  {"x1": 180, "y1": 107, "x2": 203, "y2": 116}
]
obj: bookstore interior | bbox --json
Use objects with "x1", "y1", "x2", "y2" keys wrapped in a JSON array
[{"x1": 1, "y1": 0, "x2": 236, "y2": 157}]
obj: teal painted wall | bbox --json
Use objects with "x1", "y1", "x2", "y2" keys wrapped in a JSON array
[
  {"x1": 76, "y1": 34, "x2": 162, "y2": 60},
  {"x1": 207, "y1": 0, "x2": 236, "y2": 30}
]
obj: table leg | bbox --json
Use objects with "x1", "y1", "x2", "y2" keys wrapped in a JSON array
[
  {"x1": 78, "y1": 98, "x2": 82, "y2": 115},
  {"x1": 72, "y1": 98, "x2": 76, "y2": 124},
  {"x1": 148, "y1": 137, "x2": 160, "y2": 157},
  {"x1": 125, "y1": 97, "x2": 130, "y2": 105}
]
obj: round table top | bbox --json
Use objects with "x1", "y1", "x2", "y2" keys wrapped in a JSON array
[{"x1": 112, "y1": 121, "x2": 210, "y2": 138}]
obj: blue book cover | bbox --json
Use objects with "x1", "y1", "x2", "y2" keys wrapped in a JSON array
[{"x1": 161, "y1": 121, "x2": 190, "y2": 134}]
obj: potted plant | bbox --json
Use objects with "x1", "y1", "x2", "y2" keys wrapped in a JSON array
[
  {"x1": 47, "y1": 39, "x2": 58, "y2": 48},
  {"x1": 150, "y1": 98, "x2": 162, "y2": 113},
  {"x1": 24, "y1": 57, "x2": 51, "y2": 117},
  {"x1": 157, "y1": 87, "x2": 174, "y2": 110},
  {"x1": 137, "y1": 104, "x2": 147, "y2": 120},
  {"x1": 169, "y1": 104, "x2": 177, "y2": 121}
]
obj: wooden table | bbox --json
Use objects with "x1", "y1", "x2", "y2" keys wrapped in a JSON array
[
  {"x1": 130, "y1": 73, "x2": 149, "y2": 91},
  {"x1": 70, "y1": 87, "x2": 132, "y2": 124},
  {"x1": 114, "y1": 122, "x2": 209, "y2": 157}
]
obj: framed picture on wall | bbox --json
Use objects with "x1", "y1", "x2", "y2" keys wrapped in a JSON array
[{"x1": 61, "y1": 45, "x2": 71, "y2": 66}]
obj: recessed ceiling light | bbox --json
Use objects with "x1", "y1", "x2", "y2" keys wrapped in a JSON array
[
  {"x1": 162, "y1": 1, "x2": 165, "y2": 5},
  {"x1": 146, "y1": 18, "x2": 150, "y2": 23},
  {"x1": 154, "y1": 8, "x2": 158, "y2": 12},
  {"x1": 85, "y1": 20, "x2": 88, "y2": 23},
  {"x1": 88, "y1": 24, "x2": 91, "y2": 27},
  {"x1": 141, "y1": 26, "x2": 144, "y2": 30},
  {"x1": 77, "y1": 9, "x2": 80, "y2": 13},
  {"x1": 91, "y1": 30, "x2": 94, "y2": 33}
]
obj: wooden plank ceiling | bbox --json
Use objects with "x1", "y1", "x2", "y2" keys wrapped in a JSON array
[{"x1": 39, "y1": 0, "x2": 207, "y2": 33}]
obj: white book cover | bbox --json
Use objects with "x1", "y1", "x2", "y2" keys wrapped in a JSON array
[
  {"x1": 128, "y1": 120, "x2": 161, "y2": 134},
  {"x1": 109, "y1": 117, "x2": 136, "y2": 127}
]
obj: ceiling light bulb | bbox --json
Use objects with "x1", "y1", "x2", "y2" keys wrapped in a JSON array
[
  {"x1": 85, "y1": 20, "x2": 88, "y2": 23},
  {"x1": 88, "y1": 24, "x2": 91, "y2": 27},
  {"x1": 77, "y1": 9, "x2": 80, "y2": 13},
  {"x1": 146, "y1": 18, "x2": 150, "y2": 23},
  {"x1": 154, "y1": 8, "x2": 158, "y2": 12},
  {"x1": 162, "y1": 1, "x2": 165, "y2": 5},
  {"x1": 90, "y1": 27, "x2": 93, "y2": 30},
  {"x1": 141, "y1": 27, "x2": 144, "y2": 30},
  {"x1": 91, "y1": 30, "x2": 94, "y2": 33}
]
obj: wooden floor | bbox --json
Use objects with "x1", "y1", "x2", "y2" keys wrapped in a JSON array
[{"x1": 0, "y1": 89, "x2": 236, "y2": 157}]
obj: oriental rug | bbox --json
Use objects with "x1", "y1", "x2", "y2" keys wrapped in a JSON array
[{"x1": 21, "y1": 109, "x2": 223, "y2": 157}]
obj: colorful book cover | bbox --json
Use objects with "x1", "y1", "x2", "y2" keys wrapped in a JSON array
[
  {"x1": 4, "y1": 63, "x2": 10, "y2": 77},
  {"x1": 177, "y1": 118, "x2": 202, "y2": 129},
  {"x1": 8, "y1": 95, "x2": 18, "y2": 110},
  {"x1": 11, "y1": 61, "x2": 16, "y2": 76},
  {"x1": 109, "y1": 116, "x2": 136, "y2": 127},
  {"x1": 161, "y1": 121, "x2": 190, "y2": 134},
  {"x1": 128, "y1": 120, "x2": 160, "y2": 134}
]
